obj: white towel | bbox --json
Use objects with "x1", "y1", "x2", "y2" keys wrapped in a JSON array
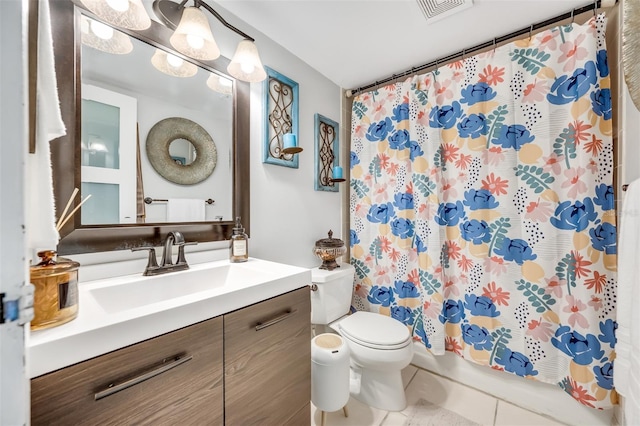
[
  {"x1": 27, "y1": 0, "x2": 66, "y2": 255},
  {"x1": 166, "y1": 199, "x2": 205, "y2": 222},
  {"x1": 615, "y1": 178, "x2": 640, "y2": 424}
]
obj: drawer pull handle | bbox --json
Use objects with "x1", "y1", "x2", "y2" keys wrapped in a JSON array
[
  {"x1": 255, "y1": 309, "x2": 297, "y2": 331},
  {"x1": 94, "y1": 355, "x2": 193, "y2": 401}
]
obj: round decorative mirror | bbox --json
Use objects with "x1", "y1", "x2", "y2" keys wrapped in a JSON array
[
  {"x1": 624, "y1": 0, "x2": 640, "y2": 110},
  {"x1": 146, "y1": 117, "x2": 217, "y2": 185}
]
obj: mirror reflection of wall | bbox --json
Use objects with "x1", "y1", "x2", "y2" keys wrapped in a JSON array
[
  {"x1": 80, "y1": 14, "x2": 234, "y2": 225},
  {"x1": 169, "y1": 139, "x2": 196, "y2": 165}
]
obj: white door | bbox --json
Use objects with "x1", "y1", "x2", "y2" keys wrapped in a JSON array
[
  {"x1": 0, "y1": 0, "x2": 29, "y2": 424},
  {"x1": 81, "y1": 84, "x2": 137, "y2": 224}
]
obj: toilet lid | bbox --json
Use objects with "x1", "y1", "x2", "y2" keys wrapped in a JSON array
[{"x1": 338, "y1": 311, "x2": 411, "y2": 349}]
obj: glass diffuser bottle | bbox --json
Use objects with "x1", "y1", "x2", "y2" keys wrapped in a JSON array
[
  {"x1": 30, "y1": 250, "x2": 80, "y2": 330},
  {"x1": 229, "y1": 217, "x2": 248, "y2": 262}
]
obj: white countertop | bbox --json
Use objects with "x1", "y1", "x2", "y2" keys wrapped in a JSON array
[{"x1": 28, "y1": 258, "x2": 311, "y2": 378}]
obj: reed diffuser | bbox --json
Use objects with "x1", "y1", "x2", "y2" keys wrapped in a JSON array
[
  {"x1": 55, "y1": 187, "x2": 92, "y2": 232},
  {"x1": 30, "y1": 250, "x2": 79, "y2": 330},
  {"x1": 30, "y1": 188, "x2": 89, "y2": 330}
]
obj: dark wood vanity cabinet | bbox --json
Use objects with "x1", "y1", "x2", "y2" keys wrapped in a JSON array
[
  {"x1": 31, "y1": 316, "x2": 224, "y2": 425},
  {"x1": 225, "y1": 287, "x2": 311, "y2": 425},
  {"x1": 31, "y1": 287, "x2": 311, "y2": 425}
]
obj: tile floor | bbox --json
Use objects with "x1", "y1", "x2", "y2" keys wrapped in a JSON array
[{"x1": 310, "y1": 365, "x2": 567, "y2": 426}]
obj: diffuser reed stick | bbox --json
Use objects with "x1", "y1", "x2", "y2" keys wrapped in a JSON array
[
  {"x1": 56, "y1": 187, "x2": 78, "y2": 230},
  {"x1": 56, "y1": 193, "x2": 92, "y2": 232}
]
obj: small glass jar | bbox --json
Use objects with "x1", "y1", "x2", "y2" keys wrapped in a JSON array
[
  {"x1": 313, "y1": 230, "x2": 346, "y2": 271},
  {"x1": 30, "y1": 250, "x2": 80, "y2": 330},
  {"x1": 229, "y1": 217, "x2": 248, "y2": 263}
]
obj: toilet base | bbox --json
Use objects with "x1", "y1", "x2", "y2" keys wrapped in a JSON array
[{"x1": 350, "y1": 366, "x2": 407, "y2": 412}]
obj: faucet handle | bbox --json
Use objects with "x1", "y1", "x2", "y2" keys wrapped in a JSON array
[
  {"x1": 176, "y1": 241, "x2": 198, "y2": 265},
  {"x1": 131, "y1": 247, "x2": 159, "y2": 274}
]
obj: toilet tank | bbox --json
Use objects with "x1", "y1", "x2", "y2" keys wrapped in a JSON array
[{"x1": 310, "y1": 264, "x2": 355, "y2": 325}]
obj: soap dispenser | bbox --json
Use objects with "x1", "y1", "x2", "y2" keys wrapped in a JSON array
[{"x1": 230, "y1": 217, "x2": 248, "y2": 263}]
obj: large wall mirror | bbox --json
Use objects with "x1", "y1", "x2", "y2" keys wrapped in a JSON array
[{"x1": 49, "y1": 0, "x2": 250, "y2": 254}]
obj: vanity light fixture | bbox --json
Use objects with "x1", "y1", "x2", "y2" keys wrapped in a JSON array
[
  {"x1": 81, "y1": 15, "x2": 133, "y2": 55},
  {"x1": 170, "y1": 6, "x2": 220, "y2": 61},
  {"x1": 153, "y1": 0, "x2": 267, "y2": 82},
  {"x1": 206, "y1": 73, "x2": 233, "y2": 95},
  {"x1": 80, "y1": 0, "x2": 151, "y2": 30},
  {"x1": 227, "y1": 39, "x2": 267, "y2": 83},
  {"x1": 151, "y1": 48, "x2": 198, "y2": 77}
]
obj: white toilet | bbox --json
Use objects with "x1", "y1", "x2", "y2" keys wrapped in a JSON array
[{"x1": 311, "y1": 264, "x2": 413, "y2": 412}]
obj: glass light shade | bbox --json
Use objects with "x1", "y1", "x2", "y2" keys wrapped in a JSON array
[
  {"x1": 170, "y1": 7, "x2": 220, "y2": 61},
  {"x1": 81, "y1": 16, "x2": 133, "y2": 55},
  {"x1": 80, "y1": 0, "x2": 151, "y2": 30},
  {"x1": 227, "y1": 39, "x2": 267, "y2": 82},
  {"x1": 151, "y1": 49, "x2": 198, "y2": 78},
  {"x1": 206, "y1": 73, "x2": 233, "y2": 95}
]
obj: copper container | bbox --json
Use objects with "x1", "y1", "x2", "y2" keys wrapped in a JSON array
[
  {"x1": 30, "y1": 250, "x2": 79, "y2": 330},
  {"x1": 313, "y1": 230, "x2": 347, "y2": 271}
]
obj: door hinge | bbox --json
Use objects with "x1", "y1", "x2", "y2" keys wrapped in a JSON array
[{"x1": 0, "y1": 283, "x2": 35, "y2": 325}]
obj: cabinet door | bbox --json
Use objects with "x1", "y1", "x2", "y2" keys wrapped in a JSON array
[
  {"x1": 31, "y1": 316, "x2": 223, "y2": 426},
  {"x1": 225, "y1": 287, "x2": 311, "y2": 425}
]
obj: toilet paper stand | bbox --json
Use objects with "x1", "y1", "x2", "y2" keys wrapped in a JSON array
[{"x1": 311, "y1": 333, "x2": 351, "y2": 426}]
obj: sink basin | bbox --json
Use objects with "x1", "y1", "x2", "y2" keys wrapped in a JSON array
[{"x1": 90, "y1": 262, "x2": 275, "y2": 314}]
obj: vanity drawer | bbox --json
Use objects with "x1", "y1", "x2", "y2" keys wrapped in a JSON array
[
  {"x1": 31, "y1": 316, "x2": 224, "y2": 426},
  {"x1": 224, "y1": 286, "x2": 311, "y2": 425}
]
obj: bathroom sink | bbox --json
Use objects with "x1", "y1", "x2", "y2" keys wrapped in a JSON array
[
  {"x1": 89, "y1": 262, "x2": 274, "y2": 314},
  {"x1": 29, "y1": 257, "x2": 311, "y2": 379}
]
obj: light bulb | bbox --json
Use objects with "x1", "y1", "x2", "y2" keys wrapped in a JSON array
[
  {"x1": 220, "y1": 77, "x2": 232, "y2": 87},
  {"x1": 186, "y1": 34, "x2": 204, "y2": 50},
  {"x1": 105, "y1": 0, "x2": 129, "y2": 12},
  {"x1": 166, "y1": 54, "x2": 184, "y2": 68},
  {"x1": 240, "y1": 62, "x2": 255, "y2": 74},
  {"x1": 91, "y1": 21, "x2": 114, "y2": 40}
]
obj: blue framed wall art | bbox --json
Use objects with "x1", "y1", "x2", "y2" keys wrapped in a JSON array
[{"x1": 262, "y1": 67, "x2": 299, "y2": 168}]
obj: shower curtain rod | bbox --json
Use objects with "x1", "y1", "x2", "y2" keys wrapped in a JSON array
[{"x1": 346, "y1": 0, "x2": 614, "y2": 97}]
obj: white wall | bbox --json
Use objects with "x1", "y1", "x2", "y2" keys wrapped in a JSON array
[{"x1": 211, "y1": 3, "x2": 344, "y2": 268}]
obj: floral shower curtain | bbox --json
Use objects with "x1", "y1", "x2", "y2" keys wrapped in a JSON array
[{"x1": 349, "y1": 15, "x2": 617, "y2": 409}]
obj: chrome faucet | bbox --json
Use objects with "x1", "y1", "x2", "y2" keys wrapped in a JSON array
[{"x1": 132, "y1": 231, "x2": 197, "y2": 276}]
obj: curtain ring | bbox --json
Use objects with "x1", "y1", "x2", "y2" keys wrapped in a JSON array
[
  {"x1": 571, "y1": 8, "x2": 575, "y2": 24},
  {"x1": 462, "y1": 48, "x2": 466, "y2": 60},
  {"x1": 529, "y1": 24, "x2": 534, "y2": 40},
  {"x1": 492, "y1": 38, "x2": 497, "y2": 52},
  {"x1": 435, "y1": 58, "x2": 439, "y2": 72},
  {"x1": 594, "y1": 0, "x2": 598, "y2": 17}
]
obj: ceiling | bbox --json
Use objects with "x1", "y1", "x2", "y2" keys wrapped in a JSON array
[{"x1": 214, "y1": 0, "x2": 595, "y2": 89}]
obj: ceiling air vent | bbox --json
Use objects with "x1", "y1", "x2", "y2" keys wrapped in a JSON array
[{"x1": 416, "y1": 0, "x2": 474, "y2": 23}]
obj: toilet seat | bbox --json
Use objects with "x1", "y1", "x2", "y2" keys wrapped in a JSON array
[{"x1": 338, "y1": 311, "x2": 411, "y2": 350}]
